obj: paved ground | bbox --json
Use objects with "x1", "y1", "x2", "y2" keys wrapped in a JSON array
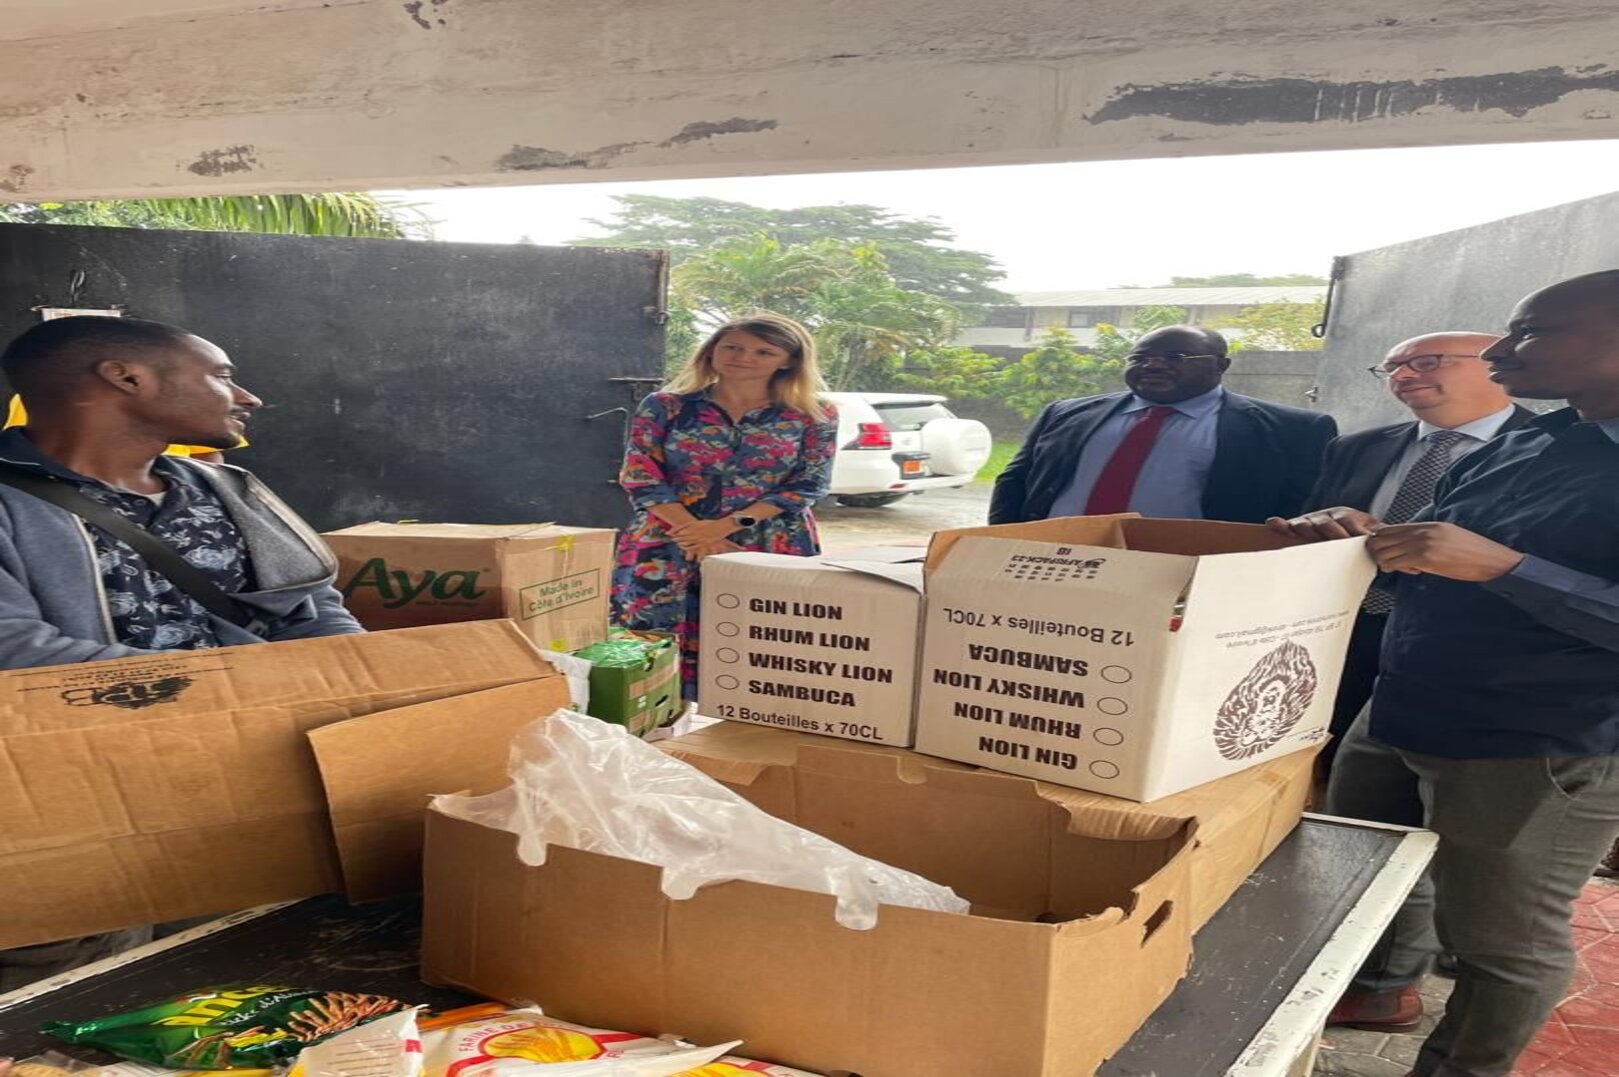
[
  {"x1": 1314, "y1": 875, "x2": 1619, "y2": 1076},
  {"x1": 816, "y1": 483, "x2": 991, "y2": 549}
]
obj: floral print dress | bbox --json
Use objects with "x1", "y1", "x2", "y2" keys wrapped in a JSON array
[{"x1": 611, "y1": 389, "x2": 839, "y2": 700}]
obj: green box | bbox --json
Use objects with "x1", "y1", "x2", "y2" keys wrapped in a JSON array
[{"x1": 573, "y1": 631, "x2": 681, "y2": 738}]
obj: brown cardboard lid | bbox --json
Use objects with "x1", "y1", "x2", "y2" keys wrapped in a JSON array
[
  {"x1": 665, "y1": 720, "x2": 1316, "y2": 842},
  {"x1": 925, "y1": 515, "x2": 1301, "y2": 572},
  {"x1": 0, "y1": 620, "x2": 562, "y2": 949},
  {"x1": 658, "y1": 721, "x2": 1315, "y2": 843},
  {"x1": 924, "y1": 514, "x2": 1133, "y2": 571},
  {"x1": 324, "y1": 522, "x2": 614, "y2": 544},
  {"x1": 310, "y1": 678, "x2": 572, "y2": 901}
]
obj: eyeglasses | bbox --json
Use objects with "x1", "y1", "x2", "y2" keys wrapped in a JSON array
[
  {"x1": 1368, "y1": 354, "x2": 1479, "y2": 379},
  {"x1": 1125, "y1": 351, "x2": 1220, "y2": 366}
]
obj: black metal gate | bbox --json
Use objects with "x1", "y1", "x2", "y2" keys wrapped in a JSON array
[{"x1": 0, "y1": 223, "x2": 668, "y2": 530}]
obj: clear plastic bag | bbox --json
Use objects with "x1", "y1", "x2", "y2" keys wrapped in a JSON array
[{"x1": 431, "y1": 711, "x2": 968, "y2": 930}]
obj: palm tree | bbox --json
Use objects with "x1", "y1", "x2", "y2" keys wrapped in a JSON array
[
  {"x1": 0, "y1": 192, "x2": 432, "y2": 239},
  {"x1": 669, "y1": 235, "x2": 840, "y2": 323},
  {"x1": 808, "y1": 245, "x2": 963, "y2": 390},
  {"x1": 666, "y1": 234, "x2": 966, "y2": 388}
]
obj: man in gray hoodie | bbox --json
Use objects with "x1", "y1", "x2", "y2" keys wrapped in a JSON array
[{"x1": 0, "y1": 314, "x2": 361, "y2": 989}]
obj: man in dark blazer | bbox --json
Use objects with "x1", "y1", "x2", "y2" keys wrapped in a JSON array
[
  {"x1": 990, "y1": 325, "x2": 1337, "y2": 525},
  {"x1": 1306, "y1": 330, "x2": 1535, "y2": 772},
  {"x1": 1305, "y1": 330, "x2": 1533, "y2": 1037}
]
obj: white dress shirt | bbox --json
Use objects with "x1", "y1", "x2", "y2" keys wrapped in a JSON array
[{"x1": 1368, "y1": 405, "x2": 1519, "y2": 519}]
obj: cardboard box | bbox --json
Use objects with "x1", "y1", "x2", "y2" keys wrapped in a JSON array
[
  {"x1": 915, "y1": 517, "x2": 1374, "y2": 801},
  {"x1": 324, "y1": 523, "x2": 616, "y2": 652},
  {"x1": 659, "y1": 719, "x2": 1317, "y2": 932},
  {"x1": 0, "y1": 621, "x2": 569, "y2": 948},
  {"x1": 422, "y1": 722, "x2": 1198, "y2": 1077},
  {"x1": 699, "y1": 550, "x2": 925, "y2": 746},
  {"x1": 574, "y1": 632, "x2": 681, "y2": 737}
]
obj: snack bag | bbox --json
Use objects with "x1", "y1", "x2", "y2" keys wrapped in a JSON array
[
  {"x1": 421, "y1": 1007, "x2": 679, "y2": 1068},
  {"x1": 676, "y1": 1061, "x2": 822, "y2": 1076},
  {"x1": 419, "y1": 1007, "x2": 740, "y2": 1077},
  {"x1": 288, "y1": 1009, "x2": 423, "y2": 1077},
  {"x1": 42, "y1": 986, "x2": 410, "y2": 1068},
  {"x1": 91, "y1": 1065, "x2": 272, "y2": 1077},
  {"x1": 91, "y1": 1055, "x2": 273, "y2": 1075},
  {"x1": 0, "y1": 1054, "x2": 100, "y2": 1077}
]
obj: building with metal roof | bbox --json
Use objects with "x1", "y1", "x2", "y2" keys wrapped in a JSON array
[{"x1": 957, "y1": 286, "x2": 1328, "y2": 352}]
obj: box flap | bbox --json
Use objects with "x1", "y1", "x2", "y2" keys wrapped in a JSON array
[
  {"x1": 924, "y1": 514, "x2": 1135, "y2": 572},
  {"x1": 324, "y1": 522, "x2": 612, "y2": 544},
  {"x1": 1116, "y1": 518, "x2": 1299, "y2": 556},
  {"x1": 820, "y1": 559, "x2": 924, "y2": 593},
  {"x1": 1030, "y1": 745, "x2": 1317, "y2": 842},
  {"x1": 309, "y1": 678, "x2": 571, "y2": 901},
  {"x1": 820, "y1": 545, "x2": 928, "y2": 563},
  {"x1": 0, "y1": 620, "x2": 560, "y2": 949},
  {"x1": 660, "y1": 721, "x2": 967, "y2": 786},
  {"x1": 663, "y1": 720, "x2": 1311, "y2": 846},
  {"x1": 0, "y1": 620, "x2": 547, "y2": 740},
  {"x1": 924, "y1": 534, "x2": 1195, "y2": 596}
]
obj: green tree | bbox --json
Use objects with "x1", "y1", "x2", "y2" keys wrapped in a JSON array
[
  {"x1": 666, "y1": 235, "x2": 961, "y2": 390},
  {"x1": 1216, "y1": 300, "x2": 1325, "y2": 351},
  {"x1": 997, "y1": 328, "x2": 1125, "y2": 419},
  {"x1": 891, "y1": 346, "x2": 1004, "y2": 399},
  {"x1": 0, "y1": 193, "x2": 433, "y2": 239},
  {"x1": 669, "y1": 234, "x2": 839, "y2": 324},
  {"x1": 572, "y1": 195, "x2": 1010, "y2": 309},
  {"x1": 1090, "y1": 305, "x2": 1193, "y2": 362},
  {"x1": 807, "y1": 246, "x2": 963, "y2": 390}
]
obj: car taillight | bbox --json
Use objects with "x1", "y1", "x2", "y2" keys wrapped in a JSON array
[{"x1": 854, "y1": 422, "x2": 892, "y2": 449}]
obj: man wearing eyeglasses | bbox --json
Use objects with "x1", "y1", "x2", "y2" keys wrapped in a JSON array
[
  {"x1": 990, "y1": 325, "x2": 1336, "y2": 525},
  {"x1": 1309, "y1": 334, "x2": 1535, "y2": 774},
  {"x1": 1305, "y1": 333, "x2": 1534, "y2": 1043},
  {"x1": 1271, "y1": 271, "x2": 1619, "y2": 1077}
]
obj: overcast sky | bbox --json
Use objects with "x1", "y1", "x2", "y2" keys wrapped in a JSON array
[{"x1": 392, "y1": 139, "x2": 1619, "y2": 293}]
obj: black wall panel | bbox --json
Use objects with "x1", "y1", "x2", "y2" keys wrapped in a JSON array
[{"x1": 0, "y1": 224, "x2": 667, "y2": 530}]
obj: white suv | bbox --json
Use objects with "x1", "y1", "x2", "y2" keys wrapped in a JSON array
[{"x1": 823, "y1": 392, "x2": 994, "y2": 508}]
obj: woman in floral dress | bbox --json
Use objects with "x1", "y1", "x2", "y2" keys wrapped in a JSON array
[{"x1": 611, "y1": 312, "x2": 838, "y2": 700}]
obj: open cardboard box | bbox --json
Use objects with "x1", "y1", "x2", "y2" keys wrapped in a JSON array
[
  {"x1": 0, "y1": 621, "x2": 569, "y2": 948},
  {"x1": 916, "y1": 516, "x2": 1373, "y2": 801},
  {"x1": 421, "y1": 718, "x2": 1318, "y2": 1076},
  {"x1": 659, "y1": 719, "x2": 1317, "y2": 931}
]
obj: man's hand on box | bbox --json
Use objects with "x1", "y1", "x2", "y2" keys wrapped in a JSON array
[
  {"x1": 1266, "y1": 507, "x2": 1382, "y2": 543},
  {"x1": 1365, "y1": 522, "x2": 1525, "y2": 581}
]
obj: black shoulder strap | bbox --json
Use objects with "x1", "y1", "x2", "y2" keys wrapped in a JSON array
[{"x1": 0, "y1": 464, "x2": 254, "y2": 628}]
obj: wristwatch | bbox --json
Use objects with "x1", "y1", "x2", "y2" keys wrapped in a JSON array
[{"x1": 732, "y1": 513, "x2": 759, "y2": 529}]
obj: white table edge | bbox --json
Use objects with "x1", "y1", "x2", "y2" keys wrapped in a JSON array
[{"x1": 1225, "y1": 813, "x2": 1439, "y2": 1076}]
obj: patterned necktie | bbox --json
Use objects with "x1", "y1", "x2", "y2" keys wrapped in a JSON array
[
  {"x1": 1362, "y1": 429, "x2": 1468, "y2": 614},
  {"x1": 1084, "y1": 405, "x2": 1178, "y2": 515}
]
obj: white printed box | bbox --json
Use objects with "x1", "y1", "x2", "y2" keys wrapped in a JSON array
[
  {"x1": 915, "y1": 517, "x2": 1375, "y2": 801},
  {"x1": 699, "y1": 550, "x2": 925, "y2": 746}
]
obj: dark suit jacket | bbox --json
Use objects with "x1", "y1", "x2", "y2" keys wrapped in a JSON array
[
  {"x1": 1303, "y1": 405, "x2": 1538, "y2": 513},
  {"x1": 989, "y1": 390, "x2": 1339, "y2": 525}
]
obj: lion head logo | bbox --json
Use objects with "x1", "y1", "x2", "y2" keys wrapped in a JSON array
[{"x1": 1213, "y1": 641, "x2": 1319, "y2": 760}]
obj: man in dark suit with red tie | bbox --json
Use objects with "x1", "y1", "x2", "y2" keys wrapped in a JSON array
[{"x1": 989, "y1": 325, "x2": 1337, "y2": 525}]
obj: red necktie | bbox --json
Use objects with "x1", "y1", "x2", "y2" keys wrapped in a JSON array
[{"x1": 1084, "y1": 405, "x2": 1177, "y2": 515}]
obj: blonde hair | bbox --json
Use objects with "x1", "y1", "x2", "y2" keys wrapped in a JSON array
[{"x1": 664, "y1": 312, "x2": 828, "y2": 421}]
